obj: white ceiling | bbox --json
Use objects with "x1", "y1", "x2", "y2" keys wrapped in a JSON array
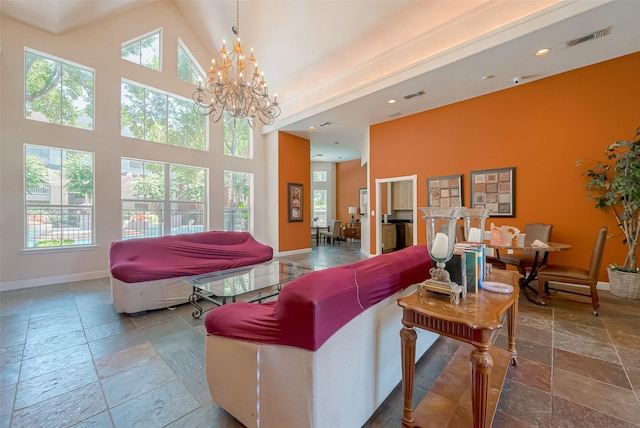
[{"x1": 2, "y1": 0, "x2": 639, "y2": 162}]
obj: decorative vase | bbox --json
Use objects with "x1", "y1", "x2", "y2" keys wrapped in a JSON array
[
  {"x1": 419, "y1": 207, "x2": 463, "y2": 284},
  {"x1": 608, "y1": 268, "x2": 640, "y2": 299},
  {"x1": 462, "y1": 208, "x2": 488, "y2": 243}
]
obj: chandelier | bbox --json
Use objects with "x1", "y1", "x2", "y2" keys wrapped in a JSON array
[{"x1": 192, "y1": 0, "x2": 280, "y2": 128}]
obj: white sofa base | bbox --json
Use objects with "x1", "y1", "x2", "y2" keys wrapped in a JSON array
[
  {"x1": 205, "y1": 286, "x2": 438, "y2": 428},
  {"x1": 110, "y1": 276, "x2": 192, "y2": 314}
]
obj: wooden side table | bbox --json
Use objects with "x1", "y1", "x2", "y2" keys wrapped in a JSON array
[{"x1": 398, "y1": 269, "x2": 520, "y2": 428}]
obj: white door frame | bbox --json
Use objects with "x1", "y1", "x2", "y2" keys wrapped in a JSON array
[{"x1": 374, "y1": 175, "x2": 418, "y2": 255}]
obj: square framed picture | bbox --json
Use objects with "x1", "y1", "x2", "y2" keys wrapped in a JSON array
[
  {"x1": 470, "y1": 167, "x2": 515, "y2": 216},
  {"x1": 287, "y1": 182, "x2": 303, "y2": 222},
  {"x1": 427, "y1": 174, "x2": 463, "y2": 207}
]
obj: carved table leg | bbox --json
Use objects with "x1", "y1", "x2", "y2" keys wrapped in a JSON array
[
  {"x1": 470, "y1": 347, "x2": 493, "y2": 428},
  {"x1": 401, "y1": 326, "x2": 417, "y2": 426},
  {"x1": 507, "y1": 300, "x2": 518, "y2": 366}
]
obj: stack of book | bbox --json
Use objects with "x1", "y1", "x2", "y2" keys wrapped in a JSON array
[{"x1": 444, "y1": 242, "x2": 486, "y2": 293}]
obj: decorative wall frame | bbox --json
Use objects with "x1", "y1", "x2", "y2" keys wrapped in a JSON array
[
  {"x1": 359, "y1": 188, "x2": 368, "y2": 215},
  {"x1": 287, "y1": 182, "x2": 303, "y2": 222},
  {"x1": 470, "y1": 167, "x2": 515, "y2": 217},
  {"x1": 427, "y1": 174, "x2": 463, "y2": 207}
]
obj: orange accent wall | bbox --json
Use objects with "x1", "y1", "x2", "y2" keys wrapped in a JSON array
[
  {"x1": 278, "y1": 131, "x2": 311, "y2": 251},
  {"x1": 369, "y1": 52, "x2": 640, "y2": 281},
  {"x1": 336, "y1": 159, "x2": 367, "y2": 223}
]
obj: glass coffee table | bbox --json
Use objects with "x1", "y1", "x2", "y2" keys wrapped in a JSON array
[{"x1": 182, "y1": 260, "x2": 312, "y2": 318}]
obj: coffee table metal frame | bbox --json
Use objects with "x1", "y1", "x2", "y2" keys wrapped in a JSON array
[{"x1": 182, "y1": 260, "x2": 312, "y2": 318}]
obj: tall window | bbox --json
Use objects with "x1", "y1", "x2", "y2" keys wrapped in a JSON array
[
  {"x1": 223, "y1": 112, "x2": 252, "y2": 159},
  {"x1": 177, "y1": 39, "x2": 204, "y2": 85},
  {"x1": 25, "y1": 145, "x2": 94, "y2": 248},
  {"x1": 24, "y1": 49, "x2": 94, "y2": 130},
  {"x1": 121, "y1": 159, "x2": 206, "y2": 239},
  {"x1": 224, "y1": 170, "x2": 252, "y2": 232},
  {"x1": 121, "y1": 80, "x2": 206, "y2": 150},
  {"x1": 313, "y1": 190, "x2": 327, "y2": 227},
  {"x1": 121, "y1": 30, "x2": 161, "y2": 71}
]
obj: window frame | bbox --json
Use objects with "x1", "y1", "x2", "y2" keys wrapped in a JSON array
[
  {"x1": 24, "y1": 144, "x2": 95, "y2": 250},
  {"x1": 121, "y1": 29, "x2": 162, "y2": 71},
  {"x1": 24, "y1": 48, "x2": 95, "y2": 130},
  {"x1": 120, "y1": 79, "x2": 207, "y2": 151},
  {"x1": 121, "y1": 158, "x2": 208, "y2": 240},
  {"x1": 223, "y1": 170, "x2": 254, "y2": 233}
]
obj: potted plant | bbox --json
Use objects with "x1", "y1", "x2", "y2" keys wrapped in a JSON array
[{"x1": 578, "y1": 125, "x2": 640, "y2": 299}]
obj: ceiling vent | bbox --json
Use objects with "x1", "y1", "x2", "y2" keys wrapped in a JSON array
[
  {"x1": 389, "y1": 112, "x2": 402, "y2": 118},
  {"x1": 317, "y1": 121, "x2": 332, "y2": 128},
  {"x1": 565, "y1": 26, "x2": 612, "y2": 48},
  {"x1": 403, "y1": 90, "x2": 425, "y2": 100}
]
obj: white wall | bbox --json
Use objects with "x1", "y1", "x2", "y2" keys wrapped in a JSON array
[{"x1": 0, "y1": 3, "x2": 272, "y2": 289}]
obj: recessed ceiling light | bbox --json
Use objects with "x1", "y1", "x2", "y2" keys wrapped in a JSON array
[
  {"x1": 482, "y1": 75, "x2": 495, "y2": 80},
  {"x1": 388, "y1": 99, "x2": 396, "y2": 104},
  {"x1": 309, "y1": 126, "x2": 315, "y2": 130},
  {"x1": 535, "y1": 48, "x2": 550, "y2": 56}
]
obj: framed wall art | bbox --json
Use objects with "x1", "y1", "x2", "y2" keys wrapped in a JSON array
[
  {"x1": 427, "y1": 174, "x2": 463, "y2": 207},
  {"x1": 359, "y1": 188, "x2": 368, "y2": 215},
  {"x1": 470, "y1": 167, "x2": 515, "y2": 217},
  {"x1": 287, "y1": 182, "x2": 303, "y2": 222}
]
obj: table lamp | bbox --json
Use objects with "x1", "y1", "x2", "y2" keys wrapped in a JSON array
[{"x1": 348, "y1": 206, "x2": 357, "y2": 222}]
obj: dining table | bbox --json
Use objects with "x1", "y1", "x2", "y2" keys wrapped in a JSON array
[
  {"x1": 485, "y1": 241, "x2": 572, "y2": 304},
  {"x1": 311, "y1": 225, "x2": 329, "y2": 246}
]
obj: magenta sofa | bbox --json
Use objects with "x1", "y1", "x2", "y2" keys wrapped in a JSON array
[
  {"x1": 109, "y1": 231, "x2": 273, "y2": 313},
  {"x1": 203, "y1": 245, "x2": 440, "y2": 428}
]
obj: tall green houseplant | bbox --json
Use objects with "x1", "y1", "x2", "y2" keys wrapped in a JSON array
[{"x1": 578, "y1": 126, "x2": 640, "y2": 298}]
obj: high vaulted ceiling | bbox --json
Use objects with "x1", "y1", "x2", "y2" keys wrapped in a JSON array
[{"x1": 2, "y1": 1, "x2": 639, "y2": 162}]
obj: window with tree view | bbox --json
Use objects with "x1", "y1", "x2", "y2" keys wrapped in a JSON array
[
  {"x1": 121, "y1": 159, "x2": 207, "y2": 240},
  {"x1": 25, "y1": 145, "x2": 95, "y2": 248},
  {"x1": 224, "y1": 112, "x2": 252, "y2": 158},
  {"x1": 121, "y1": 30, "x2": 161, "y2": 71},
  {"x1": 25, "y1": 49, "x2": 94, "y2": 130},
  {"x1": 177, "y1": 40, "x2": 204, "y2": 85},
  {"x1": 313, "y1": 190, "x2": 327, "y2": 227},
  {"x1": 121, "y1": 80, "x2": 206, "y2": 150},
  {"x1": 224, "y1": 171, "x2": 252, "y2": 232}
]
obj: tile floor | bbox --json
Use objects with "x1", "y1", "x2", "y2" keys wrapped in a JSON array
[{"x1": 1, "y1": 241, "x2": 639, "y2": 427}]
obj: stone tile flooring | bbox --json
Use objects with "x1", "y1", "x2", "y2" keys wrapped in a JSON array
[{"x1": 1, "y1": 240, "x2": 639, "y2": 427}]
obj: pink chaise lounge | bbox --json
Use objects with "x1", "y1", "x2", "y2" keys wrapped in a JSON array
[
  {"x1": 204, "y1": 245, "x2": 439, "y2": 428},
  {"x1": 109, "y1": 231, "x2": 273, "y2": 314}
]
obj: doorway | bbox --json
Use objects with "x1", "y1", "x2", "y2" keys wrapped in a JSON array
[{"x1": 374, "y1": 175, "x2": 418, "y2": 255}]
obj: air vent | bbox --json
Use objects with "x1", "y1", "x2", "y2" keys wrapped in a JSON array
[
  {"x1": 403, "y1": 90, "x2": 425, "y2": 100},
  {"x1": 389, "y1": 112, "x2": 402, "y2": 118},
  {"x1": 565, "y1": 26, "x2": 611, "y2": 48},
  {"x1": 317, "y1": 121, "x2": 332, "y2": 128}
]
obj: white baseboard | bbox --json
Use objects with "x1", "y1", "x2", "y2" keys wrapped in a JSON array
[
  {"x1": 0, "y1": 270, "x2": 110, "y2": 292},
  {"x1": 276, "y1": 248, "x2": 311, "y2": 257},
  {"x1": 547, "y1": 280, "x2": 610, "y2": 291}
]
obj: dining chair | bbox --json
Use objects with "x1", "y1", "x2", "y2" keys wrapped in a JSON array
[
  {"x1": 320, "y1": 220, "x2": 342, "y2": 245},
  {"x1": 499, "y1": 223, "x2": 553, "y2": 275},
  {"x1": 536, "y1": 226, "x2": 607, "y2": 316}
]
